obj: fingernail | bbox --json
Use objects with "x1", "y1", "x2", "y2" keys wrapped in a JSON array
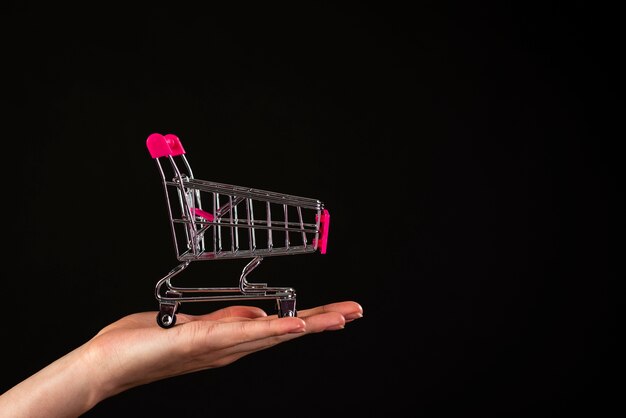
[
  {"x1": 289, "y1": 324, "x2": 306, "y2": 333},
  {"x1": 345, "y1": 312, "x2": 363, "y2": 321},
  {"x1": 324, "y1": 323, "x2": 345, "y2": 331}
]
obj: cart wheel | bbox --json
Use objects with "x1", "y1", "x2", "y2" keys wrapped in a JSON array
[
  {"x1": 157, "y1": 300, "x2": 179, "y2": 328},
  {"x1": 157, "y1": 312, "x2": 177, "y2": 328},
  {"x1": 277, "y1": 298, "x2": 297, "y2": 318}
]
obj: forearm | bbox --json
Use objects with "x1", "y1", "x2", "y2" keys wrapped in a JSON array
[{"x1": 0, "y1": 343, "x2": 104, "y2": 418}]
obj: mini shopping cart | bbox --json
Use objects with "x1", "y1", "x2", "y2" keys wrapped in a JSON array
[{"x1": 146, "y1": 133, "x2": 330, "y2": 328}]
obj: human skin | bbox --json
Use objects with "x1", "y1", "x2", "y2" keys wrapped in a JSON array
[{"x1": 0, "y1": 301, "x2": 363, "y2": 418}]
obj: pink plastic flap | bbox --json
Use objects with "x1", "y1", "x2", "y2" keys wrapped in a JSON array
[
  {"x1": 146, "y1": 133, "x2": 186, "y2": 158},
  {"x1": 192, "y1": 207, "x2": 215, "y2": 222},
  {"x1": 318, "y1": 209, "x2": 330, "y2": 254}
]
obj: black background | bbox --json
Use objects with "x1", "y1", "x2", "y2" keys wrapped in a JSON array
[{"x1": 1, "y1": 2, "x2": 617, "y2": 417}]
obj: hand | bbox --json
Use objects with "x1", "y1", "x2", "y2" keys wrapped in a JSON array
[
  {"x1": 0, "y1": 301, "x2": 363, "y2": 418},
  {"x1": 91, "y1": 301, "x2": 363, "y2": 394}
]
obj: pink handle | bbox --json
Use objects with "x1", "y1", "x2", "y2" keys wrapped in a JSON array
[{"x1": 146, "y1": 133, "x2": 186, "y2": 158}]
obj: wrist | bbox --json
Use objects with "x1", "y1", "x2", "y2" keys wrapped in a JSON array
[{"x1": 80, "y1": 336, "x2": 129, "y2": 407}]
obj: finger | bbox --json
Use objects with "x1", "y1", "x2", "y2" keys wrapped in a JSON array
[
  {"x1": 183, "y1": 315, "x2": 307, "y2": 352},
  {"x1": 259, "y1": 301, "x2": 363, "y2": 322},
  {"x1": 213, "y1": 311, "x2": 348, "y2": 359},
  {"x1": 299, "y1": 311, "x2": 346, "y2": 332},
  {"x1": 176, "y1": 305, "x2": 268, "y2": 324},
  {"x1": 298, "y1": 301, "x2": 363, "y2": 320}
]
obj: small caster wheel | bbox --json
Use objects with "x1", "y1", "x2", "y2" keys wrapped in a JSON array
[
  {"x1": 157, "y1": 312, "x2": 177, "y2": 328},
  {"x1": 157, "y1": 303, "x2": 178, "y2": 328},
  {"x1": 277, "y1": 298, "x2": 297, "y2": 318}
]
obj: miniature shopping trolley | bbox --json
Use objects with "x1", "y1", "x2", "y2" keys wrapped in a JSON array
[{"x1": 146, "y1": 133, "x2": 330, "y2": 328}]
